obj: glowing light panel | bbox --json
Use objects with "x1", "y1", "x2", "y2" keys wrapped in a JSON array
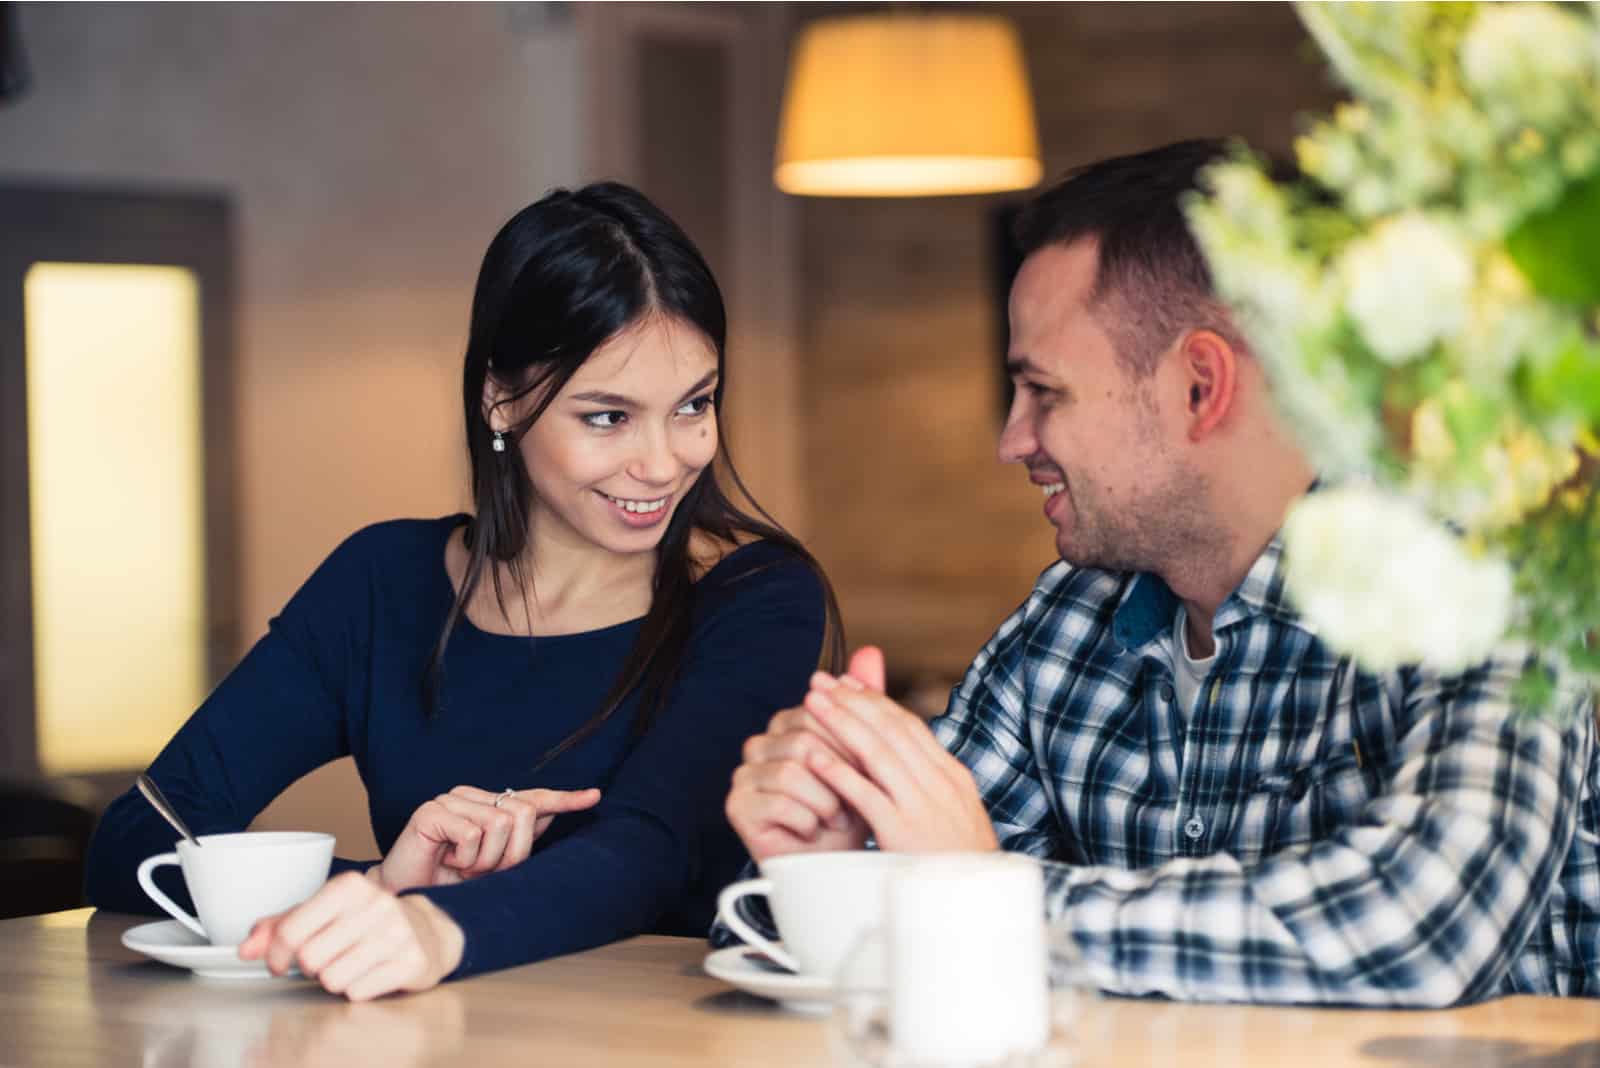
[{"x1": 25, "y1": 262, "x2": 207, "y2": 773}]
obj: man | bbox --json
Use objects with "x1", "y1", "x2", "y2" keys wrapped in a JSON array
[{"x1": 722, "y1": 140, "x2": 1599, "y2": 1005}]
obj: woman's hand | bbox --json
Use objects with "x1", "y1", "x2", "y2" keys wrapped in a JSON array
[
  {"x1": 375, "y1": 785, "x2": 602, "y2": 892},
  {"x1": 727, "y1": 705, "x2": 872, "y2": 861},
  {"x1": 239, "y1": 872, "x2": 465, "y2": 1001},
  {"x1": 725, "y1": 646, "x2": 887, "y2": 862}
]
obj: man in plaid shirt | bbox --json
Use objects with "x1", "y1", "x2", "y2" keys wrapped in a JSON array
[{"x1": 722, "y1": 140, "x2": 1599, "y2": 1005}]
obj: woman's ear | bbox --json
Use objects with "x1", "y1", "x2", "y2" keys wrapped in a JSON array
[
  {"x1": 1180, "y1": 329, "x2": 1239, "y2": 442},
  {"x1": 482, "y1": 375, "x2": 511, "y2": 433}
]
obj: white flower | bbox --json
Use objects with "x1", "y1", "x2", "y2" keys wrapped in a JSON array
[
  {"x1": 1338, "y1": 214, "x2": 1476, "y2": 364},
  {"x1": 1262, "y1": 342, "x2": 1383, "y2": 478},
  {"x1": 1282, "y1": 485, "x2": 1513, "y2": 673},
  {"x1": 1197, "y1": 161, "x2": 1294, "y2": 247},
  {"x1": 1460, "y1": 5, "x2": 1591, "y2": 129}
]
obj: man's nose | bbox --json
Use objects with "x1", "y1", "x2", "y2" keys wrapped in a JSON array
[{"x1": 997, "y1": 402, "x2": 1038, "y2": 465}]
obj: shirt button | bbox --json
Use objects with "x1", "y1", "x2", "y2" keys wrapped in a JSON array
[
  {"x1": 1158, "y1": 683, "x2": 1175, "y2": 704},
  {"x1": 1183, "y1": 816, "x2": 1205, "y2": 840}
]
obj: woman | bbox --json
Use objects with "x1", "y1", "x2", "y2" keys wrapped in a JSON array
[{"x1": 85, "y1": 183, "x2": 841, "y2": 999}]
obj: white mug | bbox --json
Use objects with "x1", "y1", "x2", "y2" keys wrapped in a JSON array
[
  {"x1": 136, "y1": 831, "x2": 335, "y2": 946},
  {"x1": 832, "y1": 854, "x2": 1094, "y2": 1068},
  {"x1": 716, "y1": 851, "x2": 906, "y2": 978}
]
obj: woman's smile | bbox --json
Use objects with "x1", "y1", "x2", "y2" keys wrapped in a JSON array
[{"x1": 596, "y1": 489, "x2": 672, "y2": 527}]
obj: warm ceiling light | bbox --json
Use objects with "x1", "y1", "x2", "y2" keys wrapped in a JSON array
[{"x1": 774, "y1": 13, "x2": 1042, "y2": 198}]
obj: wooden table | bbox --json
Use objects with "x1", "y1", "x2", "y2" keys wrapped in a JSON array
[{"x1": 1, "y1": 910, "x2": 1597, "y2": 1067}]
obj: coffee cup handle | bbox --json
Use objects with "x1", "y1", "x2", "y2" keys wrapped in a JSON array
[
  {"x1": 715, "y1": 877, "x2": 801, "y2": 973},
  {"x1": 136, "y1": 852, "x2": 207, "y2": 939}
]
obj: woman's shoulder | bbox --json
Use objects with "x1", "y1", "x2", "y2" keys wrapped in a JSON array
[
  {"x1": 273, "y1": 516, "x2": 463, "y2": 629},
  {"x1": 693, "y1": 536, "x2": 825, "y2": 605},
  {"x1": 298, "y1": 515, "x2": 464, "y2": 601},
  {"x1": 327, "y1": 514, "x2": 467, "y2": 565}
]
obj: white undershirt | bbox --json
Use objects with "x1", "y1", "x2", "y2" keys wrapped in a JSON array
[{"x1": 1169, "y1": 605, "x2": 1216, "y2": 723}]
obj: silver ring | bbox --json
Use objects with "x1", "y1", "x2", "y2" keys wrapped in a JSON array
[{"x1": 494, "y1": 787, "x2": 515, "y2": 809}]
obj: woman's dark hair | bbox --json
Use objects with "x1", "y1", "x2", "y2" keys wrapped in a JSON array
[{"x1": 426, "y1": 182, "x2": 843, "y2": 768}]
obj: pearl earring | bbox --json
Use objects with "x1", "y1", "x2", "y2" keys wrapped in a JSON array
[{"x1": 492, "y1": 430, "x2": 506, "y2": 453}]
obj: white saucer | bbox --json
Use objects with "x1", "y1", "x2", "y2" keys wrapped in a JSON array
[
  {"x1": 121, "y1": 920, "x2": 300, "y2": 980},
  {"x1": 703, "y1": 945, "x2": 835, "y2": 1013}
]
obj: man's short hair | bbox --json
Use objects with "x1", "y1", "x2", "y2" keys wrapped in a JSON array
[{"x1": 1013, "y1": 139, "x2": 1243, "y2": 378}]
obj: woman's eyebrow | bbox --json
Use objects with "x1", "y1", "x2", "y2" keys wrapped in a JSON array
[
  {"x1": 676, "y1": 371, "x2": 718, "y2": 404},
  {"x1": 570, "y1": 389, "x2": 635, "y2": 408},
  {"x1": 571, "y1": 370, "x2": 719, "y2": 408}
]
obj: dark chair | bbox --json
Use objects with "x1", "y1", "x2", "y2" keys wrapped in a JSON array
[{"x1": 0, "y1": 779, "x2": 97, "y2": 919}]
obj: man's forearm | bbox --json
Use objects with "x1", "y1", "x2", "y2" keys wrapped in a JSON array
[{"x1": 1046, "y1": 707, "x2": 1589, "y2": 1007}]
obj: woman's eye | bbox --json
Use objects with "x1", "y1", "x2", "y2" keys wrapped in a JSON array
[
  {"x1": 676, "y1": 395, "x2": 714, "y2": 417},
  {"x1": 581, "y1": 411, "x2": 627, "y2": 429}
]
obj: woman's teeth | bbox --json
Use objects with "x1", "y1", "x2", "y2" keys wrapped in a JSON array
[
  {"x1": 602, "y1": 492, "x2": 667, "y2": 514},
  {"x1": 1041, "y1": 483, "x2": 1065, "y2": 498}
]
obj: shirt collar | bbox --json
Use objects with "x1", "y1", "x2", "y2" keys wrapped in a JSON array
[
  {"x1": 1112, "y1": 571, "x2": 1180, "y2": 651},
  {"x1": 1110, "y1": 532, "x2": 1304, "y2": 652}
]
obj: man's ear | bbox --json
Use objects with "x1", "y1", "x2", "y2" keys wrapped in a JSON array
[{"x1": 1180, "y1": 329, "x2": 1239, "y2": 442}]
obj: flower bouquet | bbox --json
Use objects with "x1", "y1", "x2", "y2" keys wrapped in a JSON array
[{"x1": 1187, "y1": 1, "x2": 1600, "y2": 702}]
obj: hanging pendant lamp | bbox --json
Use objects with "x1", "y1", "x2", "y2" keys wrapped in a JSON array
[{"x1": 774, "y1": 13, "x2": 1042, "y2": 197}]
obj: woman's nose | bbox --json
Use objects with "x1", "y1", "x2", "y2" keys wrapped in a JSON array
[{"x1": 629, "y1": 429, "x2": 678, "y2": 486}]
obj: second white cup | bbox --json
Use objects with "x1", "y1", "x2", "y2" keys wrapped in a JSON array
[{"x1": 716, "y1": 851, "x2": 905, "y2": 978}]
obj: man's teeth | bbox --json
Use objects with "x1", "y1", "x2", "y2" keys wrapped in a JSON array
[
  {"x1": 603, "y1": 493, "x2": 667, "y2": 514},
  {"x1": 1041, "y1": 482, "x2": 1065, "y2": 499}
]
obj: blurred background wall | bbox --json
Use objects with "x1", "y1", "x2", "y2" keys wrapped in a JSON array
[
  {"x1": 0, "y1": 2, "x2": 1338, "y2": 860},
  {"x1": 3, "y1": 2, "x2": 581, "y2": 632},
  {"x1": 2, "y1": 1, "x2": 582, "y2": 854}
]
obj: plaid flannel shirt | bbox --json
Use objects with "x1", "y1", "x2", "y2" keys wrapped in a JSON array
[
  {"x1": 713, "y1": 535, "x2": 1600, "y2": 1007},
  {"x1": 938, "y1": 534, "x2": 1598, "y2": 1006}
]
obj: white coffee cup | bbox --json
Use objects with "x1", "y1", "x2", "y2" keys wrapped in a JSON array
[
  {"x1": 886, "y1": 854, "x2": 1050, "y2": 1064},
  {"x1": 832, "y1": 854, "x2": 1097, "y2": 1068},
  {"x1": 136, "y1": 831, "x2": 335, "y2": 946},
  {"x1": 716, "y1": 851, "x2": 906, "y2": 978}
]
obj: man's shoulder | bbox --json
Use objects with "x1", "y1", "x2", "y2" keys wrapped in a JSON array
[
  {"x1": 979, "y1": 559, "x2": 1140, "y2": 666},
  {"x1": 948, "y1": 560, "x2": 1139, "y2": 722},
  {"x1": 1025, "y1": 559, "x2": 1137, "y2": 622}
]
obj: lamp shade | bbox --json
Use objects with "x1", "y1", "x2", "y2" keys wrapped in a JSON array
[{"x1": 774, "y1": 14, "x2": 1042, "y2": 197}]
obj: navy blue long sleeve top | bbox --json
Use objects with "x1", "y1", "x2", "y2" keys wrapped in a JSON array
[{"x1": 84, "y1": 516, "x2": 825, "y2": 977}]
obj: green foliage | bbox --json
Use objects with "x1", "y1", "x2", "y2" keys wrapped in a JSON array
[
  {"x1": 1186, "y1": 0, "x2": 1600, "y2": 698},
  {"x1": 1519, "y1": 330, "x2": 1600, "y2": 425},
  {"x1": 1507, "y1": 169, "x2": 1600, "y2": 305}
]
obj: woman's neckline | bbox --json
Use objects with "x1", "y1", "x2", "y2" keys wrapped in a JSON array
[{"x1": 438, "y1": 514, "x2": 768, "y2": 641}]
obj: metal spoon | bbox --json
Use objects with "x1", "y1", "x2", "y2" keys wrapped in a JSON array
[{"x1": 136, "y1": 774, "x2": 201, "y2": 847}]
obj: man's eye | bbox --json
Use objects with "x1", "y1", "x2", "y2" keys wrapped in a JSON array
[
  {"x1": 676, "y1": 395, "x2": 714, "y2": 417},
  {"x1": 581, "y1": 411, "x2": 626, "y2": 429}
]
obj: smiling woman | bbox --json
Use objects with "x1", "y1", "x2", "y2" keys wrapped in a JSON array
[{"x1": 84, "y1": 183, "x2": 842, "y2": 1000}]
